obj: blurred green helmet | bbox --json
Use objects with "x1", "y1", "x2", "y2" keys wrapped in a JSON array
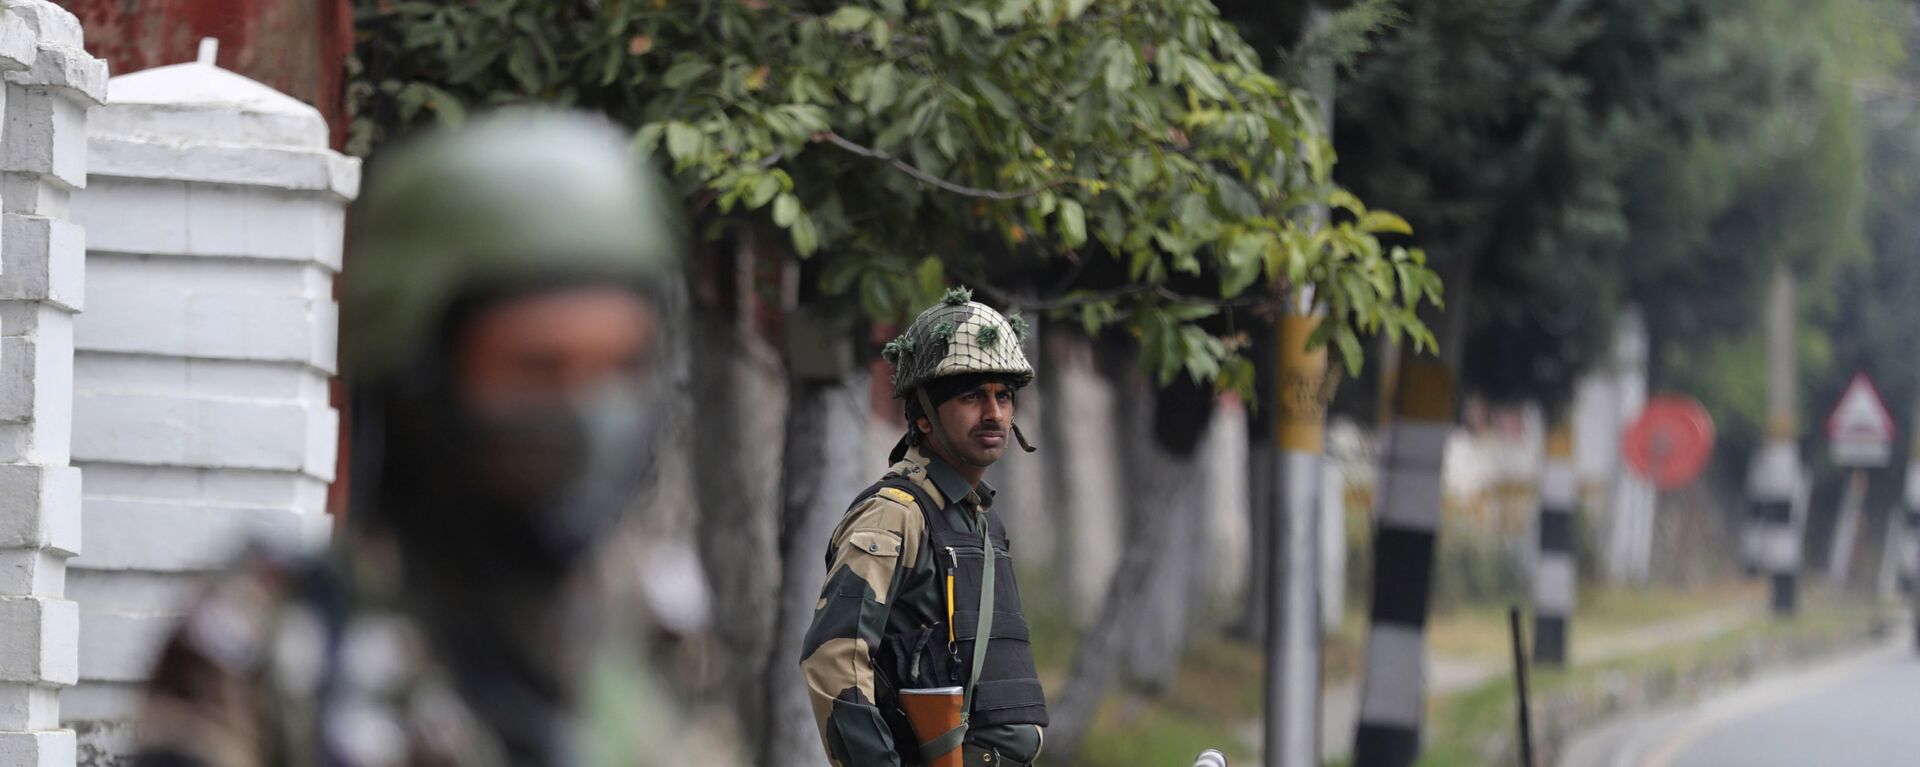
[
  {"x1": 882, "y1": 287, "x2": 1034, "y2": 398},
  {"x1": 341, "y1": 108, "x2": 680, "y2": 381}
]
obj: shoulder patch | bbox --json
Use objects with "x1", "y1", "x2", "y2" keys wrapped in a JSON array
[{"x1": 878, "y1": 487, "x2": 916, "y2": 506}]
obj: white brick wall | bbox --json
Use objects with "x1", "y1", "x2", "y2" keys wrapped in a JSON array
[
  {"x1": 59, "y1": 38, "x2": 354, "y2": 760},
  {"x1": 0, "y1": 4, "x2": 104, "y2": 764}
]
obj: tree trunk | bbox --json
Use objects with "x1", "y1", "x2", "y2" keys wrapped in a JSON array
[
  {"x1": 761, "y1": 371, "x2": 872, "y2": 767},
  {"x1": 1047, "y1": 361, "x2": 1215, "y2": 759},
  {"x1": 1037, "y1": 325, "x2": 1080, "y2": 608},
  {"x1": 1238, "y1": 317, "x2": 1279, "y2": 642},
  {"x1": 689, "y1": 310, "x2": 787, "y2": 752}
]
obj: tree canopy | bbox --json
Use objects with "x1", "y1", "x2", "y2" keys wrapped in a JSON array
[{"x1": 351, "y1": 0, "x2": 1443, "y2": 394}]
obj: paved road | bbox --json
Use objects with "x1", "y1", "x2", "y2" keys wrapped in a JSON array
[
  {"x1": 1663, "y1": 644, "x2": 1920, "y2": 767},
  {"x1": 1560, "y1": 635, "x2": 1920, "y2": 767}
]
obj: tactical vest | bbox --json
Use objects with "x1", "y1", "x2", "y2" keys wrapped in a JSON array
[{"x1": 857, "y1": 476, "x2": 1049, "y2": 753}]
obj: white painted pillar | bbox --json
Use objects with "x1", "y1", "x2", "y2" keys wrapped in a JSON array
[
  {"x1": 63, "y1": 41, "x2": 351, "y2": 758},
  {"x1": 0, "y1": 3, "x2": 103, "y2": 765},
  {"x1": 1603, "y1": 311, "x2": 1653, "y2": 585}
]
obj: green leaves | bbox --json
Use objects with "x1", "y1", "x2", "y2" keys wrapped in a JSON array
[
  {"x1": 1059, "y1": 198, "x2": 1088, "y2": 248},
  {"x1": 662, "y1": 60, "x2": 711, "y2": 89},
  {"x1": 663, "y1": 122, "x2": 702, "y2": 164},
  {"x1": 826, "y1": 7, "x2": 876, "y2": 33},
  {"x1": 772, "y1": 193, "x2": 800, "y2": 227},
  {"x1": 350, "y1": 0, "x2": 1442, "y2": 400}
]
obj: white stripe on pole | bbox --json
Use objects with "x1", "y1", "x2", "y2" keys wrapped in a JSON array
[
  {"x1": 1541, "y1": 463, "x2": 1577, "y2": 508},
  {"x1": 1534, "y1": 557, "x2": 1576, "y2": 615},
  {"x1": 1384, "y1": 421, "x2": 1451, "y2": 469},
  {"x1": 1379, "y1": 469, "x2": 1444, "y2": 533},
  {"x1": 1357, "y1": 623, "x2": 1426, "y2": 728},
  {"x1": 1904, "y1": 461, "x2": 1920, "y2": 510},
  {"x1": 1269, "y1": 448, "x2": 1322, "y2": 767}
]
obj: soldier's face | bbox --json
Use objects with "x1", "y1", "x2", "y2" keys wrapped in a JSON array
[
  {"x1": 921, "y1": 382, "x2": 1015, "y2": 467},
  {"x1": 454, "y1": 286, "x2": 660, "y2": 412}
]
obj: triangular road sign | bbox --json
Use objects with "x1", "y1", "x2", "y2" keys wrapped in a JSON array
[{"x1": 1827, "y1": 372, "x2": 1895, "y2": 467}]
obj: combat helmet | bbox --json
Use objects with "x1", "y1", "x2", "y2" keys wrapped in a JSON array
[
  {"x1": 883, "y1": 287, "x2": 1037, "y2": 461},
  {"x1": 341, "y1": 108, "x2": 680, "y2": 382}
]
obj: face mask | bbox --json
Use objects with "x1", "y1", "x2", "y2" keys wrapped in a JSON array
[
  {"x1": 378, "y1": 374, "x2": 665, "y2": 577},
  {"x1": 463, "y1": 377, "x2": 666, "y2": 572}
]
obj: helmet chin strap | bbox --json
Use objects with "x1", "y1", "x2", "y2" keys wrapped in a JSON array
[
  {"x1": 1012, "y1": 422, "x2": 1037, "y2": 453},
  {"x1": 916, "y1": 387, "x2": 995, "y2": 470}
]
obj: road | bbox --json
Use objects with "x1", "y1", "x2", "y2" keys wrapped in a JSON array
[{"x1": 1559, "y1": 634, "x2": 1920, "y2": 767}]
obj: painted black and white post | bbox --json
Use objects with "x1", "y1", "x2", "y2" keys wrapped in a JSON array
[
  {"x1": 1748, "y1": 266, "x2": 1802, "y2": 616},
  {"x1": 1533, "y1": 422, "x2": 1577, "y2": 666},
  {"x1": 1264, "y1": 306, "x2": 1327, "y2": 767},
  {"x1": 1353, "y1": 358, "x2": 1452, "y2": 767},
  {"x1": 1904, "y1": 433, "x2": 1920, "y2": 596}
]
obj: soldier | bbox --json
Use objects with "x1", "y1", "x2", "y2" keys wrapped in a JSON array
[
  {"x1": 800, "y1": 288, "x2": 1050, "y2": 767},
  {"x1": 130, "y1": 110, "x2": 731, "y2": 767}
]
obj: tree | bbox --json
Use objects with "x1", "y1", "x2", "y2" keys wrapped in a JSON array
[
  {"x1": 350, "y1": 0, "x2": 1442, "y2": 760},
  {"x1": 1322, "y1": 0, "x2": 1857, "y2": 758},
  {"x1": 352, "y1": 0, "x2": 1438, "y2": 381}
]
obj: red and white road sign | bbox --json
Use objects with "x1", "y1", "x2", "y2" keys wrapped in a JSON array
[
  {"x1": 1827, "y1": 372, "x2": 1896, "y2": 468},
  {"x1": 1623, "y1": 395, "x2": 1716, "y2": 490}
]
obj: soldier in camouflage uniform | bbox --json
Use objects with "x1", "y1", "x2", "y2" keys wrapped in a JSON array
[
  {"x1": 800, "y1": 289, "x2": 1051, "y2": 767},
  {"x1": 131, "y1": 110, "x2": 735, "y2": 767}
]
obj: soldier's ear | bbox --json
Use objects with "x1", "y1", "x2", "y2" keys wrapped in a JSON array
[{"x1": 915, "y1": 416, "x2": 933, "y2": 435}]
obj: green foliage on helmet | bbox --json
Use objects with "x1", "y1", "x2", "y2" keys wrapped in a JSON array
[
  {"x1": 881, "y1": 335, "x2": 915, "y2": 363},
  {"x1": 1006, "y1": 312, "x2": 1030, "y2": 343},
  {"x1": 887, "y1": 287, "x2": 1035, "y2": 397},
  {"x1": 341, "y1": 108, "x2": 682, "y2": 382}
]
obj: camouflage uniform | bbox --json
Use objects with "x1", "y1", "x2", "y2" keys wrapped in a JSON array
[
  {"x1": 131, "y1": 110, "x2": 738, "y2": 767},
  {"x1": 135, "y1": 535, "x2": 734, "y2": 767},
  {"x1": 800, "y1": 293, "x2": 1048, "y2": 767}
]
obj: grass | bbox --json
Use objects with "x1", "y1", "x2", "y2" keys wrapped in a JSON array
[
  {"x1": 1416, "y1": 588, "x2": 1878, "y2": 767},
  {"x1": 1053, "y1": 579, "x2": 1878, "y2": 766},
  {"x1": 1076, "y1": 691, "x2": 1255, "y2": 767}
]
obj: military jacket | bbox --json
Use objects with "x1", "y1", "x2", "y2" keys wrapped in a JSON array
[
  {"x1": 131, "y1": 531, "x2": 737, "y2": 767},
  {"x1": 800, "y1": 446, "x2": 1045, "y2": 767}
]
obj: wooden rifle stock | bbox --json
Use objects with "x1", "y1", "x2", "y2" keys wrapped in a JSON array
[{"x1": 898, "y1": 686, "x2": 965, "y2": 767}]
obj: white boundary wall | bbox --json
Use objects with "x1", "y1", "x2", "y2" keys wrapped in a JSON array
[{"x1": 64, "y1": 40, "x2": 352, "y2": 761}]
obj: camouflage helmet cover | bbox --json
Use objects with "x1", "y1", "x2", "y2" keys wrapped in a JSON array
[
  {"x1": 340, "y1": 108, "x2": 681, "y2": 381},
  {"x1": 883, "y1": 287, "x2": 1034, "y2": 398}
]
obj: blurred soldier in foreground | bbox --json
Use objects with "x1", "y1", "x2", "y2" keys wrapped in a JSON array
[
  {"x1": 131, "y1": 110, "x2": 731, "y2": 767},
  {"x1": 800, "y1": 289, "x2": 1050, "y2": 767}
]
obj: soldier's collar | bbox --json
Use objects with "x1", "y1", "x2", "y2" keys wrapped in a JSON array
[{"x1": 918, "y1": 447, "x2": 995, "y2": 509}]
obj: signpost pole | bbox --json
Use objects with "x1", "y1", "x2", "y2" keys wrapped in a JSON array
[
  {"x1": 1828, "y1": 469, "x2": 1868, "y2": 588},
  {"x1": 1823, "y1": 372, "x2": 1897, "y2": 593}
]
